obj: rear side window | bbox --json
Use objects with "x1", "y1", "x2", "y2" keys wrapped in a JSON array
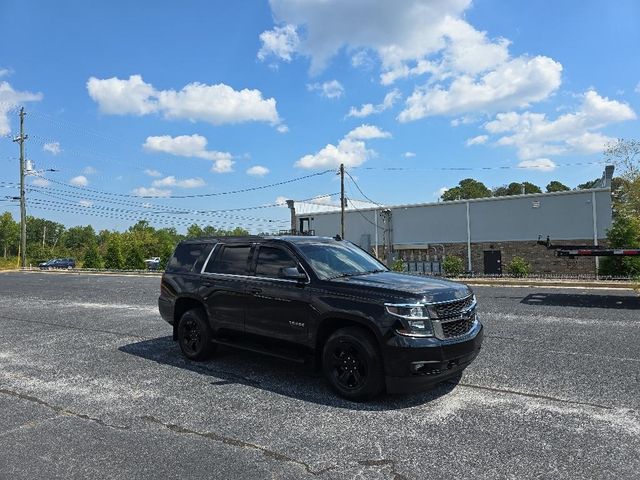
[
  {"x1": 166, "y1": 243, "x2": 212, "y2": 273},
  {"x1": 205, "y1": 245, "x2": 251, "y2": 275},
  {"x1": 255, "y1": 246, "x2": 298, "y2": 278}
]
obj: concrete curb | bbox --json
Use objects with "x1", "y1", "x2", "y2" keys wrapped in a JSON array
[{"x1": 456, "y1": 278, "x2": 637, "y2": 290}]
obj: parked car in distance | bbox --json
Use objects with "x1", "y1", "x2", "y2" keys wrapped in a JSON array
[
  {"x1": 38, "y1": 258, "x2": 76, "y2": 270},
  {"x1": 145, "y1": 257, "x2": 161, "y2": 270},
  {"x1": 158, "y1": 236, "x2": 483, "y2": 401}
]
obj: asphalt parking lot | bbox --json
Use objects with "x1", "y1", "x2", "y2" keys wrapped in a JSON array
[{"x1": 0, "y1": 272, "x2": 638, "y2": 479}]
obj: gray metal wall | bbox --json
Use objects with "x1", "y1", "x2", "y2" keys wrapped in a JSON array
[{"x1": 299, "y1": 189, "x2": 612, "y2": 247}]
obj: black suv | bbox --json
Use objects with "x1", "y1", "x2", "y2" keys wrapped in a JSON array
[{"x1": 159, "y1": 236, "x2": 483, "y2": 400}]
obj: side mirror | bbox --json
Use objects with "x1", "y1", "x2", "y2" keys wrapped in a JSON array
[{"x1": 279, "y1": 266, "x2": 307, "y2": 281}]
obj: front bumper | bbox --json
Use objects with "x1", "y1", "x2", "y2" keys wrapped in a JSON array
[{"x1": 383, "y1": 320, "x2": 483, "y2": 394}]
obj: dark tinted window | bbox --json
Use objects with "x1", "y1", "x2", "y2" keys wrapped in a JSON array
[
  {"x1": 205, "y1": 245, "x2": 251, "y2": 275},
  {"x1": 166, "y1": 243, "x2": 211, "y2": 273},
  {"x1": 255, "y1": 246, "x2": 298, "y2": 278}
]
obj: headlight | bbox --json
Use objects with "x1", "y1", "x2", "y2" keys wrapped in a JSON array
[{"x1": 385, "y1": 303, "x2": 434, "y2": 337}]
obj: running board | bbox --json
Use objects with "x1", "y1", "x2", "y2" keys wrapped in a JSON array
[{"x1": 211, "y1": 338, "x2": 308, "y2": 364}]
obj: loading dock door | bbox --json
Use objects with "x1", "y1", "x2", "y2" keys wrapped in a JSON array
[{"x1": 483, "y1": 250, "x2": 502, "y2": 275}]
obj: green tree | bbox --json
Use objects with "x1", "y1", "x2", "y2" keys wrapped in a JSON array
[
  {"x1": 82, "y1": 242, "x2": 103, "y2": 269},
  {"x1": 576, "y1": 179, "x2": 601, "y2": 190},
  {"x1": 63, "y1": 225, "x2": 96, "y2": 253},
  {"x1": 186, "y1": 224, "x2": 204, "y2": 238},
  {"x1": 441, "y1": 179, "x2": 492, "y2": 201},
  {"x1": 493, "y1": 182, "x2": 542, "y2": 196},
  {"x1": 104, "y1": 236, "x2": 125, "y2": 270},
  {"x1": 0, "y1": 212, "x2": 19, "y2": 258},
  {"x1": 123, "y1": 242, "x2": 145, "y2": 270},
  {"x1": 599, "y1": 215, "x2": 640, "y2": 278},
  {"x1": 546, "y1": 181, "x2": 570, "y2": 193}
]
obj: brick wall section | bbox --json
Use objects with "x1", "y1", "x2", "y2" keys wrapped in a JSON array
[{"x1": 394, "y1": 239, "x2": 602, "y2": 275}]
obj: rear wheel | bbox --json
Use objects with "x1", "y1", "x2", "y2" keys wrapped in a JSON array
[
  {"x1": 177, "y1": 309, "x2": 216, "y2": 361},
  {"x1": 322, "y1": 326, "x2": 384, "y2": 401}
]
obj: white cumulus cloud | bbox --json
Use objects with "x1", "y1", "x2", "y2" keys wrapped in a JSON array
[
  {"x1": 144, "y1": 169, "x2": 162, "y2": 177},
  {"x1": 69, "y1": 175, "x2": 88, "y2": 187},
  {"x1": 348, "y1": 89, "x2": 401, "y2": 118},
  {"x1": 43, "y1": 142, "x2": 61, "y2": 155},
  {"x1": 0, "y1": 81, "x2": 42, "y2": 135},
  {"x1": 261, "y1": 1, "x2": 564, "y2": 121},
  {"x1": 152, "y1": 176, "x2": 205, "y2": 188},
  {"x1": 398, "y1": 56, "x2": 562, "y2": 121},
  {"x1": 87, "y1": 75, "x2": 281, "y2": 127},
  {"x1": 466, "y1": 135, "x2": 488, "y2": 146},
  {"x1": 257, "y1": 24, "x2": 300, "y2": 62},
  {"x1": 404, "y1": 151, "x2": 416, "y2": 158},
  {"x1": 32, "y1": 177, "x2": 50, "y2": 187},
  {"x1": 517, "y1": 159, "x2": 557, "y2": 172},
  {"x1": 295, "y1": 124, "x2": 390, "y2": 169},
  {"x1": 132, "y1": 187, "x2": 172, "y2": 197},
  {"x1": 483, "y1": 90, "x2": 636, "y2": 159},
  {"x1": 143, "y1": 134, "x2": 235, "y2": 173},
  {"x1": 307, "y1": 80, "x2": 345, "y2": 99},
  {"x1": 247, "y1": 165, "x2": 270, "y2": 176}
]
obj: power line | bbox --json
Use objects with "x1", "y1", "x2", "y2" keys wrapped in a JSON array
[
  {"x1": 33, "y1": 169, "x2": 334, "y2": 198},
  {"x1": 344, "y1": 170, "x2": 384, "y2": 208},
  {"x1": 353, "y1": 160, "x2": 608, "y2": 172}
]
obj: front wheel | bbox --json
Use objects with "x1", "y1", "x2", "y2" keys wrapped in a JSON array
[
  {"x1": 177, "y1": 309, "x2": 216, "y2": 361},
  {"x1": 322, "y1": 327, "x2": 384, "y2": 401}
]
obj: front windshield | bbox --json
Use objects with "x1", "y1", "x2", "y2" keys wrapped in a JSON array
[{"x1": 296, "y1": 241, "x2": 387, "y2": 280}]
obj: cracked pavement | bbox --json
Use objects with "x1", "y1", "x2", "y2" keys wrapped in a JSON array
[{"x1": 0, "y1": 271, "x2": 638, "y2": 479}]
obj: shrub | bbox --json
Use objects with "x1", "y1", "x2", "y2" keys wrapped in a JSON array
[
  {"x1": 442, "y1": 255, "x2": 464, "y2": 276},
  {"x1": 599, "y1": 214, "x2": 640, "y2": 278},
  {"x1": 507, "y1": 256, "x2": 531, "y2": 277},
  {"x1": 82, "y1": 243, "x2": 104, "y2": 269},
  {"x1": 392, "y1": 259, "x2": 405, "y2": 272},
  {"x1": 104, "y1": 238, "x2": 125, "y2": 270},
  {"x1": 123, "y1": 243, "x2": 145, "y2": 270}
]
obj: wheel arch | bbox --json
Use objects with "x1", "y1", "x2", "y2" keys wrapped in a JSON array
[
  {"x1": 314, "y1": 316, "x2": 384, "y2": 365},
  {"x1": 172, "y1": 296, "x2": 207, "y2": 340}
]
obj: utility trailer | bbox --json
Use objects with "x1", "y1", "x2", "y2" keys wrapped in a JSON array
[{"x1": 537, "y1": 236, "x2": 640, "y2": 258}]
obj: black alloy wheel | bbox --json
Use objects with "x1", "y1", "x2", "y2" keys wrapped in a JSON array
[
  {"x1": 322, "y1": 326, "x2": 384, "y2": 401},
  {"x1": 177, "y1": 309, "x2": 215, "y2": 361}
]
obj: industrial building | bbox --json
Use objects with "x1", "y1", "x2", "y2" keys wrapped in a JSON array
[{"x1": 288, "y1": 166, "x2": 614, "y2": 275}]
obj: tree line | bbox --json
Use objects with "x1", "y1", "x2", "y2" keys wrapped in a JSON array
[
  {"x1": 440, "y1": 178, "x2": 604, "y2": 202},
  {"x1": 0, "y1": 215, "x2": 249, "y2": 269}
]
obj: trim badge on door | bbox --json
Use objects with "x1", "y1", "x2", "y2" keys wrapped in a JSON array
[{"x1": 289, "y1": 321, "x2": 305, "y2": 328}]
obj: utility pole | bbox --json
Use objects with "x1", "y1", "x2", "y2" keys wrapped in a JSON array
[
  {"x1": 13, "y1": 107, "x2": 27, "y2": 269},
  {"x1": 42, "y1": 225, "x2": 46, "y2": 248},
  {"x1": 340, "y1": 163, "x2": 345, "y2": 239}
]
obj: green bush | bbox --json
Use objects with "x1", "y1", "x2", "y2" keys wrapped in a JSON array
[
  {"x1": 123, "y1": 243, "x2": 145, "y2": 270},
  {"x1": 507, "y1": 256, "x2": 531, "y2": 277},
  {"x1": 82, "y1": 243, "x2": 104, "y2": 269},
  {"x1": 442, "y1": 256, "x2": 464, "y2": 276},
  {"x1": 104, "y1": 238, "x2": 125, "y2": 270},
  {"x1": 392, "y1": 259, "x2": 405, "y2": 272},
  {"x1": 599, "y1": 214, "x2": 640, "y2": 278}
]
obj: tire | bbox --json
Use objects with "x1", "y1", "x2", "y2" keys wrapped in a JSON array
[
  {"x1": 177, "y1": 308, "x2": 216, "y2": 361},
  {"x1": 322, "y1": 326, "x2": 385, "y2": 401}
]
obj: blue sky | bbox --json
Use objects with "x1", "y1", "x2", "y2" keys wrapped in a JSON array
[{"x1": 1, "y1": 0, "x2": 639, "y2": 233}]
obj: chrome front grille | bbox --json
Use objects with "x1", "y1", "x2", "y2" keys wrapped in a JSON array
[
  {"x1": 441, "y1": 317, "x2": 475, "y2": 338},
  {"x1": 433, "y1": 295, "x2": 474, "y2": 319}
]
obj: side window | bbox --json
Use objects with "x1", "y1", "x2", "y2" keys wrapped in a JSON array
[
  {"x1": 205, "y1": 245, "x2": 251, "y2": 275},
  {"x1": 255, "y1": 246, "x2": 298, "y2": 278},
  {"x1": 166, "y1": 243, "x2": 210, "y2": 273}
]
